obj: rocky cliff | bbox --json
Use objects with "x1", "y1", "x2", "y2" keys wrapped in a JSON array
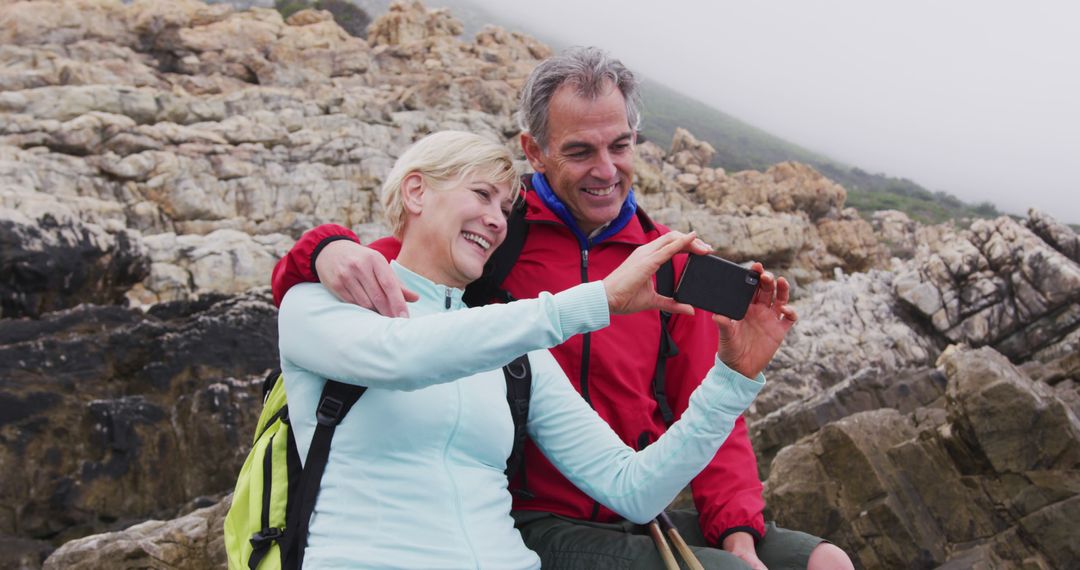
[{"x1": 1, "y1": 1, "x2": 1077, "y2": 569}]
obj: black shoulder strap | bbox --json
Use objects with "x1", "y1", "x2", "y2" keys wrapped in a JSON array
[
  {"x1": 503, "y1": 354, "x2": 531, "y2": 478},
  {"x1": 283, "y1": 380, "x2": 368, "y2": 570},
  {"x1": 464, "y1": 195, "x2": 529, "y2": 307},
  {"x1": 653, "y1": 259, "x2": 679, "y2": 426}
]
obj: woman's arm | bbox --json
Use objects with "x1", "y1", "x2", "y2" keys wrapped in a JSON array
[
  {"x1": 525, "y1": 349, "x2": 764, "y2": 523},
  {"x1": 278, "y1": 282, "x2": 608, "y2": 391}
]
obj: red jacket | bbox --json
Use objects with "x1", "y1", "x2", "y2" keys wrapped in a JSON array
[{"x1": 270, "y1": 181, "x2": 767, "y2": 545}]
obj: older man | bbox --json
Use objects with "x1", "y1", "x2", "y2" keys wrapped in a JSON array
[{"x1": 271, "y1": 47, "x2": 852, "y2": 570}]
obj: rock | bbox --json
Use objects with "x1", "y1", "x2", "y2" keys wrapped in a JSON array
[
  {"x1": 764, "y1": 345, "x2": 1079, "y2": 569},
  {"x1": 0, "y1": 208, "x2": 148, "y2": 318},
  {"x1": 754, "y1": 270, "x2": 938, "y2": 418},
  {"x1": 894, "y1": 216, "x2": 1080, "y2": 359},
  {"x1": 941, "y1": 346, "x2": 1080, "y2": 474},
  {"x1": 0, "y1": 293, "x2": 275, "y2": 542},
  {"x1": 0, "y1": 535, "x2": 53, "y2": 570},
  {"x1": 368, "y1": 0, "x2": 463, "y2": 47},
  {"x1": 1026, "y1": 208, "x2": 1080, "y2": 264},
  {"x1": 43, "y1": 497, "x2": 229, "y2": 570},
  {"x1": 668, "y1": 127, "x2": 716, "y2": 169}
]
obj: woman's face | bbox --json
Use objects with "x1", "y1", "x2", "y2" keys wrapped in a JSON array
[{"x1": 406, "y1": 173, "x2": 513, "y2": 289}]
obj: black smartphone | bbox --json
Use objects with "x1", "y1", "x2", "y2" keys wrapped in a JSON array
[{"x1": 673, "y1": 254, "x2": 760, "y2": 319}]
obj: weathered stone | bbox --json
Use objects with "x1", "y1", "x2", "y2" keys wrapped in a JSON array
[
  {"x1": 0, "y1": 293, "x2": 275, "y2": 542},
  {"x1": 1026, "y1": 208, "x2": 1080, "y2": 264},
  {"x1": 43, "y1": 496, "x2": 229, "y2": 570},
  {"x1": 896, "y1": 216, "x2": 1080, "y2": 358},
  {"x1": 0, "y1": 210, "x2": 148, "y2": 318},
  {"x1": 764, "y1": 346, "x2": 1080, "y2": 569}
]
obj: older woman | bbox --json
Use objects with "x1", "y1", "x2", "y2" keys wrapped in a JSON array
[{"x1": 278, "y1": 131, "x2": 787, "y2": 568}]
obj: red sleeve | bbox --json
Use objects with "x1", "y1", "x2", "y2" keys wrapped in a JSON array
[
  {"x1": 664, "y1": 259, "x2": 767, "y2": 545},
  {"x1": 271, "y1": 224, "x2": 357, "y2": 307}
]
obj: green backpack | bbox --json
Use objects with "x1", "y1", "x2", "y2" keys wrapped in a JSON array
[{"x1": 224, "y1": 357, "x2": 532, "y2": 570}]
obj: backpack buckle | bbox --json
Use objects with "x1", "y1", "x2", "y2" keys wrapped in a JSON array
[
  {"x1": 316, "y1": 396, "x2": 345, "y2": 426},
  {"x1": 250, "y1": 527, "x2": 284, "y2": 547}
]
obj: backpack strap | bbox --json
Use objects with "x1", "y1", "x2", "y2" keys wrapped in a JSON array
[
  {"x1": 652, "y1": 259, "x2": 679, "y2": 426},
  {"x1": 503, "y1": 354, "x2": 535, "y2": 499},
  {"x1": 464, "y1": 195, "x2": 529, "y2": 307},
  {"x1": 282, "y1": 380, "x2": 368, "y2": 570}
]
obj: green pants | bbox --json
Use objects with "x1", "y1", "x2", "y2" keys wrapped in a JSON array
[{"x1": 512, "y1": 510, "x2": 822, "y2": 570}]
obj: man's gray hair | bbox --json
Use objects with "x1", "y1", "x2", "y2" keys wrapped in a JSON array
[{"x1": 517, "y1": 46, "x2": 642, "y2": 150}]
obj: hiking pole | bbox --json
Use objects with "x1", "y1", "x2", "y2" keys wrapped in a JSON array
[
  {"x1": 647, "y1": 519, "x2": 679, "y2": 570},
  {"x1": 657, "y1": 512, "x2": 705, "y2": 570}
]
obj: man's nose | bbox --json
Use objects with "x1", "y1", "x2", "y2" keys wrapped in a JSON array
[{"x1": 590, "y1": 149, "x2": 617, "y2": 181}]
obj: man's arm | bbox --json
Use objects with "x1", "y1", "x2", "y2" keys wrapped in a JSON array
[
  {"x1": 271, "y1": 224, "x2": 358, "y2": 307},
  {"x1": 664, "y1": 306, "x2": 767, "y2": 544},
  {"x1": 271, "y1": 224, "x2": 411, "y2": 314}
]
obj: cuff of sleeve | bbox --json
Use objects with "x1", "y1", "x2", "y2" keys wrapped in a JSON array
[
  {"x1": 310, "y1": 235, "x2": 358, "y2": 281},
  {"x1": 717, "y1": 526, "x2": 764, "y2": 545},
  {"x1": 700, "y1": 357, "x2": 766, "y2": 417},
  {"x1": 553, "y1": 281, "x2": 610, "y2": 338}
]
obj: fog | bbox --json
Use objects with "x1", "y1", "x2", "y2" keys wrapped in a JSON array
[{"x1": 458, "y1": 0, "x2": 1080, "y2": 224}]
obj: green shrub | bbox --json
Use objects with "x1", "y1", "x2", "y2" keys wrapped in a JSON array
[{"x1": 274, "y1": 0, "x2": 371, "y2": 38}]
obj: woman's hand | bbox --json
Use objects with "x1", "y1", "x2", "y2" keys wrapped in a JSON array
[
  {"x1": 602, "y1": 231, "x2": 711, "y2": 315},
  {"x1": 714, "y1": 261, "x2": 797, "y2": 378}
]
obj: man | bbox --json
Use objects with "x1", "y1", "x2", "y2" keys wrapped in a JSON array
[{"x1": 272, "y1": 47, "x2": 853, "y2": 570}]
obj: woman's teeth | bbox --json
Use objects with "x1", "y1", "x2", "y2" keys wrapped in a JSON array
[{"x1": 463, "y1": 232, "x2": 491, "y2": 250}]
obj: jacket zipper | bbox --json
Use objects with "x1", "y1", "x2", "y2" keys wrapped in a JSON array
[
  {"x1": 579, "y1": 248, "x2": 605, "y2": 521},
  {"x1": 578, "y1": 249, "x2": 593, "y2": 408},
  {"x1": 445, "y1": 287, "x2": 452, "y2": 310}
]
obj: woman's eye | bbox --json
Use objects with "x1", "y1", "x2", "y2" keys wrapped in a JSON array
[{"x1": 473, "y1": 189, "x2": 490, "y2": 200}]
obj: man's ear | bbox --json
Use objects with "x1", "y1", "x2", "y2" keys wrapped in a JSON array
[
  {"x1": 520, "y1": 132, "x2": 546, "y2": 174},
  {"x1": 401, "y1": 172, "x2": 425, "y2": 215}
]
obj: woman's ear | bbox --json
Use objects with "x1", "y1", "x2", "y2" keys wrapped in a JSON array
[{"x1": 401, "y1": 172, "x2": 425, "y2": 215}]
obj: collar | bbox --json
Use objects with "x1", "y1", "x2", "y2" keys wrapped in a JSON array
[
  {"x1": 523, "y1": 175, "x2": 654, "y2": 247},
  {"x1": 390, "y1": 261, "x2": 465, "y2": 311},
  {"x1": 530, "y1": 172, "x2": 638, "y2": 249}
]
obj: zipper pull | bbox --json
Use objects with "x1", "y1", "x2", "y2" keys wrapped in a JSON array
[{"x1": 445, "y1": 287, "x2": 452, "y2": 310}]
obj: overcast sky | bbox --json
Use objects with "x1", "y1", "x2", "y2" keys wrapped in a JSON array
[{"x1": 459, "y1": 0, "x2": 1080, "y2": 224}]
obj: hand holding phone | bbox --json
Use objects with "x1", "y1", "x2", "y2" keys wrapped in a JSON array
[{"x1": 673, "y1": 254, "x2": 760, "y2": 320}]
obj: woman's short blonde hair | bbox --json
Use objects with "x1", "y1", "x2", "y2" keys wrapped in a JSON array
[{"x1": 381, "y1": 131, "x2": 523, "y2": 238}]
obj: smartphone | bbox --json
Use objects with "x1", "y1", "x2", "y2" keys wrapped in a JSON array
[{"x1": 673, "y1": 254, "x2": 760, "y2": 319}]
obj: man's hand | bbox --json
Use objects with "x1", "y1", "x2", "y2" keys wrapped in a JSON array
[
  {"x1": 714, "y1": 261, "x2": 797, "y2": 378},
  {"x1": 315, "y1": 240, "x2": 418, "y2": 317},
  {"x1": 722, "y1": 531, "x2": 768, "y2": 570},
  {"x1": 602, "y1": 231, "x2": 711, "y2": 315}
]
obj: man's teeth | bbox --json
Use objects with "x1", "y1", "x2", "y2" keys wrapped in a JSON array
[
  {"x1": 583, "y1": 184, "x2": 616, "y2": 197},
  {"x1": 463, "y1": 232, "x2": 491, "y2": 250}
]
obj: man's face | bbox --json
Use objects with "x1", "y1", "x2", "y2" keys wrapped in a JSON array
[{"x1": 522, "y1": 81, "x2": 635, "y2": 235}]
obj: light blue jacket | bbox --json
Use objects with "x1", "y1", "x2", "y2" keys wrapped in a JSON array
[{"x1": 278, "y1": 262, "x2": 764, "y2": 569}]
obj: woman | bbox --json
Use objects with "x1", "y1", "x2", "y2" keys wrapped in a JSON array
[{"x1": 278, "y1": 131, "x2": 783, "y2": 568}]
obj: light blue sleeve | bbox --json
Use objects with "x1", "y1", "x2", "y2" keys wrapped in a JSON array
[
  {"x1": 525, "y1": 349, "x2": 765, "y2": 524},
  {"x1": 278, "y1": 281, "x2": 609, "y2": 390}
]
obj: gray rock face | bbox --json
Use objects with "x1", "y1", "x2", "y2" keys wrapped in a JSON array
[
  {"x1": 894, "y1": 216, "x2": 1080, "y2": 360},
  {"x1": 43, "y1": 497, "x2": 229, "y2": 570},
  {"x1": 764, "y1": 346, "x2": 1080, "y2": 569},
  {"x1": 0, "y1": 292, "x2": 275, "y2": 546},
  {"x1": 753, "y1": 269, "x2": 939, "y2": 418}
]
